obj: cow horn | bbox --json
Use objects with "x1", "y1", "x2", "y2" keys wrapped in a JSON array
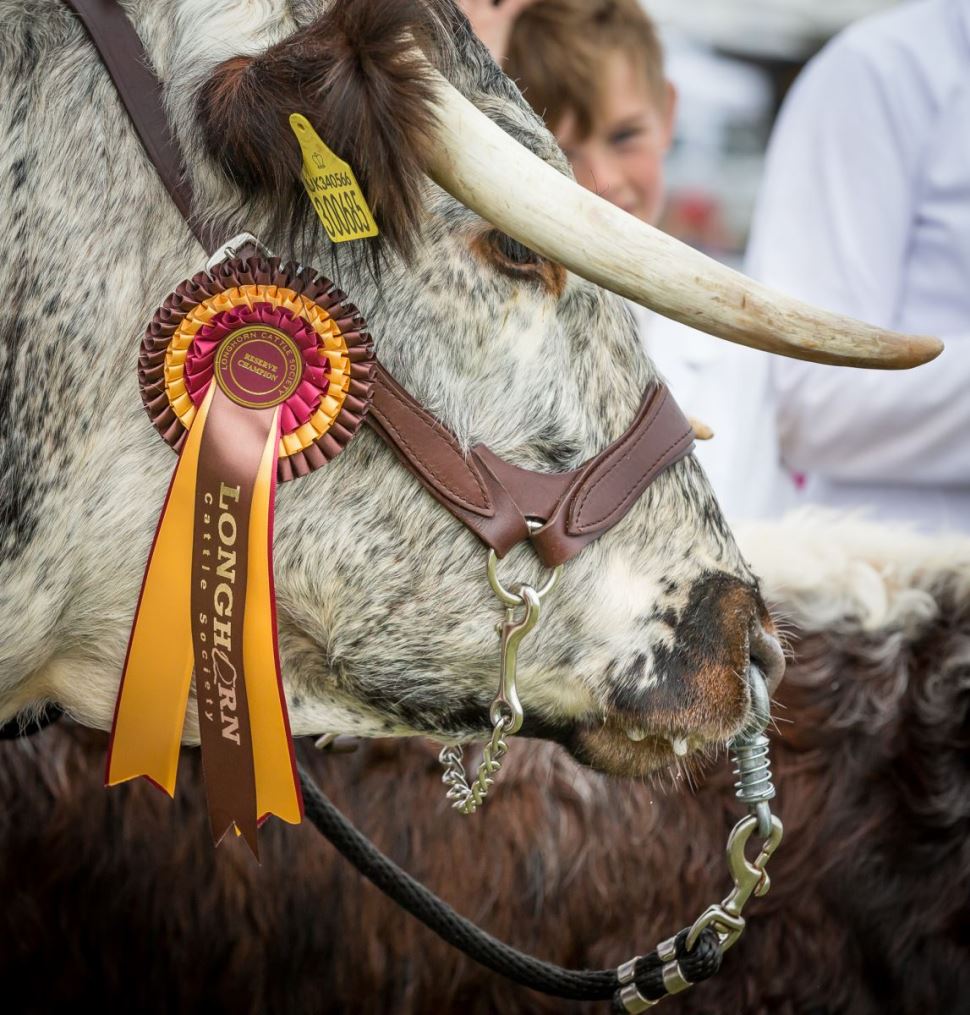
[{"x1": 424, "y1": 70, "x2": 941, "y2": 370}]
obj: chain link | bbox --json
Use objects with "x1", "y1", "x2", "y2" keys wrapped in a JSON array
[{"x1": 438, "y1": 712, "x2": 516, "y2": 815}]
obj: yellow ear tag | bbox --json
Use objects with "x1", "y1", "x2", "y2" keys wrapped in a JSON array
[{"x1": 289, "y1": 113, "x2": 379, "y2": 243}]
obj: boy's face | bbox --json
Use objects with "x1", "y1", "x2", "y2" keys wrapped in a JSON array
[{"x1": 554, "y1": 54, "x2": 676, "y2": 227}]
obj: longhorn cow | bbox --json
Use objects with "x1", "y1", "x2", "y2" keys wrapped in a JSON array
[{"x1": 0, "y1": 0, "x2": 938, "y2": 781}]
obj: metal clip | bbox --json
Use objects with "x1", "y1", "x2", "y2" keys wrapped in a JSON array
[
  {"x1": 489, "y1": 587, "x2": 540, "y2": 736},
  {"x1": 438, "y1": 583, "x2": 546, "y2": 814},
  {"x1": 618, "y1": 983, "x2": 659, "y2": 1012},
  {"x1": 205, "y1": 232, "x2": 273, "y2": 271},
  {"x1": 686, "y1": 811, "x2": 783, "y2": 952}
]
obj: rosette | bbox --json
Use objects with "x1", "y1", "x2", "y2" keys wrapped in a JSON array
[
  {"x1": 138, "y1": 256, "x2": 375, "y2": 481},
  {"x1": 106, "y1": 257, "x2": 375, "y2": 857}
]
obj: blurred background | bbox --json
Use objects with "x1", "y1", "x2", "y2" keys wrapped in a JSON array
[{"x1": 652, "y1": 0, "x2": 902, "y2": 262}]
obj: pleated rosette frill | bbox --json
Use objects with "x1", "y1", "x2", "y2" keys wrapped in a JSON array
[{"x1": 139, "y1": 256, "x2": 375, "y2": 480}]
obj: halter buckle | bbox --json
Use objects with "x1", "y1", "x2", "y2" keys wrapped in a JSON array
[{"x1": 204, "y1": 232, "x2": 272, "y2": 271}]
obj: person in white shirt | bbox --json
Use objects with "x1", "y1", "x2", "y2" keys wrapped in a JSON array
[{"x1": 744, "y1": 0, "x2": 970, "y2": 532}]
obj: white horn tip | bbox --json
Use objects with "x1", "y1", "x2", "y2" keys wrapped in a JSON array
[{"x1": 688, "y1": 416, "x2": 715, "y2": 441}]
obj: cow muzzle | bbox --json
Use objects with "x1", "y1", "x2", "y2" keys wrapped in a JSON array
[
  {"x1": 536, "y1": 568, "x2": 785, "y2": 781},
  {"x1": 551, "y1": 636, "x2": 782, "y2": 781}
]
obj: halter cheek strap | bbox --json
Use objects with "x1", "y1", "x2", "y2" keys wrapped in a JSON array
[{"x1": 62, "y1": 0, "x2": 695, "y2": 568}]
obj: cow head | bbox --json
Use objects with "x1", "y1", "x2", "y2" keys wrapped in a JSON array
[{"x1": 0, "y1": 0, "x2": 931, "y2": 781}]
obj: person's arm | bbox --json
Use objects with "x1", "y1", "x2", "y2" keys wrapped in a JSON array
[
  {"x1": 745, "y1": 33, "x2": 970, "y2": 486},
  {"x1": 457, "y1": 0, "x2": 542, "y2": 65}
]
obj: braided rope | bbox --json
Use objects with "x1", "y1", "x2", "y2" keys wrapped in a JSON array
[{"x1": 297, "y1": 762, "x2": 722, "y2": 1008}]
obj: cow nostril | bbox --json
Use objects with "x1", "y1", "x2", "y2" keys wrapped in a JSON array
[{"x1": 749, "y1": 623, "x2": 786, "y2": 695}]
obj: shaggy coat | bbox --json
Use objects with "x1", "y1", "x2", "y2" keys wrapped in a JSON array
[{"x1": 1, "y1": 516, "x2": 967, "y2": 1014}]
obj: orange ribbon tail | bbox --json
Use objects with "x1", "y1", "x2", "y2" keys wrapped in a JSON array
[{"x1": 106, "y1": 384, "x2": 216, "y2": 794}]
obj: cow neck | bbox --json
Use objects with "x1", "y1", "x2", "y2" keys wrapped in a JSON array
[{"x1": 62, "y1": 0, "x2": 695, "y2": 567}]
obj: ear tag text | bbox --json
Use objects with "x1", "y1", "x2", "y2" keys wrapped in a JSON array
[{"x1": 289, "y1": 113, "x2": 379, "y2": 243}]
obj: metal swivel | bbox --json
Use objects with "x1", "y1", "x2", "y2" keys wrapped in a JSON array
[{"x1": 729, "y1": 667, "x2": 775, "y2": 837}]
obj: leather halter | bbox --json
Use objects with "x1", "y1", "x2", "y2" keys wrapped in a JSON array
[{"x1": 62, "y1": 0, "x2": 695, "y2": 567}]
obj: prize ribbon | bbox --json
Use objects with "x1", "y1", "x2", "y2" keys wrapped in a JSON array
[{"x1": 106, "y1": 256, "x2": 375, "y2": 857}]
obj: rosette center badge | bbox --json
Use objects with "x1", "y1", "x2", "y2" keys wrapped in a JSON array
[{"x1": 214, "y1": 326, "x2": 304, "y2": 408}]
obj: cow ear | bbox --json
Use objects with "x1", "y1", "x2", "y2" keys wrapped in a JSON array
[{"x1": 197, "y1": 0, "x2": 452, "y2": 259}]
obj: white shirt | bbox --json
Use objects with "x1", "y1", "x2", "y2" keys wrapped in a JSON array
[{"x1": 744, "y1": 0, "x2": 970, "y2": 533}]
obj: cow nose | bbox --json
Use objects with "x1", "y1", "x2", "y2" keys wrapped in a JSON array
[{"x1": 750, "y1": 621, "x2": 785, "y2": 695}]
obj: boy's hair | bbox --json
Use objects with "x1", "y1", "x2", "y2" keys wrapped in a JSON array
[{"x1": 505, "y1": 0, "x2": 666, "y2": 139}]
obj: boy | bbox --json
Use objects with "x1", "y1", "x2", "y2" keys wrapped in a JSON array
[{"x1": 463, "y1": 0, "x2": 677, "y2": 229}]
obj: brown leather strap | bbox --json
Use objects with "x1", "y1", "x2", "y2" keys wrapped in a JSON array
[
  {"x1": 63, "y1": 0, "x2": 219, "y2": 253},
  {"x1": 374, "y1": 375, "x2": 694, "y2": 566},
  {"x1": 63, "y1": 0, "x2": 696, "y2": 567},
  {"x1": 367, "y1": 365, "x2": 531, "y2": 556},
  {"x1": 475, "y1": 385, "x2": 694, "y2": 565}
]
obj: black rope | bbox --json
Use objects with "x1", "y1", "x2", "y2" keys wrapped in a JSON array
[
  {"x1": 297, "y1": 763, "x2": 723, "y2": 1008},
  {"x1": 610, "y1": 930, "x2": 723, "y2": 1012}
]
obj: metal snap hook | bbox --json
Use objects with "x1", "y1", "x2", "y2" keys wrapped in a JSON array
[
  {"x1": 685, "y1": 812, "x2": 784, "y2": 953},
  {"x1": 441, "y1": 523, "x2": 563, "y2": 816},
  {"x1": 489, "y1": 585, "x2": 541, "y2": 736}
]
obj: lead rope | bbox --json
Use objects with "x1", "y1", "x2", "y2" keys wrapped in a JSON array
[
  {"x1": 297, "y1": 763, "x2": 722, "y2": 1008},
  {"x1": 298, "y1": 700, "x2": 780, "y2": 1012},
  {"x1": 300, "y1": 543, "x2": 783, "y2": 1011}
]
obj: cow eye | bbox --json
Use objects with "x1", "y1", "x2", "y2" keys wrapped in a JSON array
[
  {"x1": 475, "y1": 229, "x2": 565, "y2": 295},
  {"x1": 490, "y1": 230, "x2": 541, "y2": 268}
]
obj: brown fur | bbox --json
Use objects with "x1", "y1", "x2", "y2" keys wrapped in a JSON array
[
  {"x1": 197, "y1": 0, "x2": 457, "y2": 259},
  {"x1": 2, "y1": 581, "x2": 968, "y2": 1015}
]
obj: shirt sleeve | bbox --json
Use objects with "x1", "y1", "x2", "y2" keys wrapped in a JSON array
[{"x1": 744, "y1": 32, "x2": 970, "y2": 487}]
